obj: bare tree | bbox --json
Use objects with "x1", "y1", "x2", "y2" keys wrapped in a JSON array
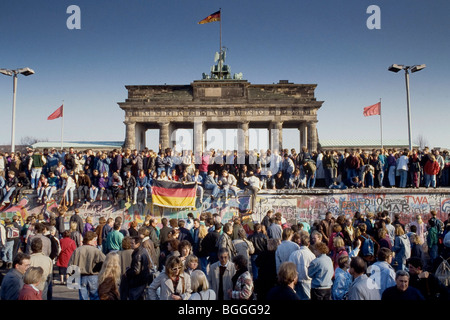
[
  {"x1": 20, "y1": 136, "x2": 48, "y2": 146},
  {"x1": 414, "y1": 134, "x2": 429, "y2": 150}
]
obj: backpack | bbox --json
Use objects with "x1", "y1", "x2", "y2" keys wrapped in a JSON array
[
  {"x1": 435, "y1": 257, "x2": 450, "y2": 287},
  {"x1": 6, "y1": 225, "x2": 20, "y2": 239},
  {"x1": 361, "y1": 235, "x2": 374, "y2": 256}
]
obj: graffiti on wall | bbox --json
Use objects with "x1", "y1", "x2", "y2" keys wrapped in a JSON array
[
  {"x1": 1, "y1": 192, "x2": 449, "y2": 229},
  {"x1": 253, "y1": 192, "x2": 450, "y2": 227}
]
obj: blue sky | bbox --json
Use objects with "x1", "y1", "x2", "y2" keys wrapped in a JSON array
[{"x1": 1, "y1": 0, "x2": 449, "y2": 151}]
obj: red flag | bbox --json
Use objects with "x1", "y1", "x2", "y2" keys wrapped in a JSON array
[
  {"x1": 47, "y1": 105, "x2": 63, "y2": 120},
  {"x1": 198, "y1": 10, "x2": 221, "y2": 24},
  {"x1": 363, "y1": 102, "x2": 381, "y2": 117}
]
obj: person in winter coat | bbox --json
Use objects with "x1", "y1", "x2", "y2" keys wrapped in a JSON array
[
  {"x1": 427, "y1": 219, "x2": 439, "y2": 266},
  {"x1": 56, "y1": 230, "x2": 77, "y2": 284},
  {"x1": 228, "y1": 254, "x2": 254, "y2": 300},
  {"x1": 18, "y1": 266, "x2": 44, "y2": 300},
  {"x1": 232, "y1": 228, "x2": 255, "y2": 272},
  {"x1": 217, "y1": 223, "x2": 237, "y2": 261},
  {"x1": 148, "y1": 255, "x2": 192, "y2": 300},
  {"x1": 1, "y1": 171, "x2": 18, "y2": 205},
  {"x1": 424, "y1": 154, "x2": 440, "y2": 188},
  {"x1": 409, "y1": 149, "x2": 421, "y2": 188},
  {"x1": 303, "y1": 159, "x2": 317, "y2": 189},
  {"x1": 393, "y1": 225, "x2": 411, "y2": 271}
]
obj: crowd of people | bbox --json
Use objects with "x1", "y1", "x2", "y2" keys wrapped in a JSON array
[
  {"x1": 1, "y1": 145, "x2": 449, "y2": 212},
  {"x1": 1, "y1": 207, "x2": 449, "y2": 301}
]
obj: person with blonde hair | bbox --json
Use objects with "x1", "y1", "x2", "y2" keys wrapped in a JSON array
[
  {"x1": 184, "y1": 254, "x2": 199, "y2": 275},
  {"x1": 189, "y1": 269, "x2": 216, "y2": 300},
  {"x1": 98, "y1": 252, "x2": 121, "y2": 300},
  {"x1": 83, "y1": 216, "x2": 95, "y2": 236},
  {"x1": 70, "y1": 221, "x2": 83, "y2": 248},
  {"x1": 61, "y1": 172, "x2": 76, "y2": 206},
  {"x1": 148, "y1": 255, "x2": 192, "y2": 300},
  {"x1": 18, "y1": 266, "x2": 44, "y2": 300},
  {"x1": 410, "y1": 234, "x2": 426, "y2": 267},
  {"x1": 409, "y1": 214, "x2": 426, "y2": 244},
  {"x1": 331, "y1": 236, "x2": 348, "y2": 270},
  {"x1": 393, "y1": 225, "x2": 411, "y2": 271},
  {"x1": 378, "y1": 228, "x2": 392, "y2": 250}
]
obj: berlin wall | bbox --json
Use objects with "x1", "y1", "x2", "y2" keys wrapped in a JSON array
[{"x1": 1, "y1": 190, "x2": 449, "y2": 232}]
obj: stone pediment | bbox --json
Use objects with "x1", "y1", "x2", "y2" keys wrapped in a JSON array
[
  {"x1": 118, "y1": 79, "x2": 323, "y2": 153},
  {"x1": 122, "y1": 80, "x2": 322, "y2": 106}
]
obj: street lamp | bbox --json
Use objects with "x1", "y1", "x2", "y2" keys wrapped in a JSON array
[
  {"x1": 388, "y1": 63, "x2": 426, "y2": 151},
  {"x1": 0, "y1": 67, "x2": 35, "y2": 153}
]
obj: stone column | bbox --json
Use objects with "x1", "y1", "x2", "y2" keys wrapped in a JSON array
[
  {"x1": 238, "y1": 121, "x2": 249, "y2": 152},
  {"x1": 236, "y1": 121, "x2": 249, "y2": 165},
  {"x1": 159, "y1": 121, "x2": 170, "y2": 151},
  {"x1": 269, "y1": 121, "x2": 283, "y2": 152},
  {"x1": 168, "y1": 123, "x2": 176, "y2": 149},
  {"x1": 193, "y1": 120, "x2": 204, "y2": 164},
  {"x1": 299, "y1": 122, "x2": 307, "y2": 150},
  {"x1": 124, "y1": 121, "x2": 136, "y2": 150},
  {"x1": 134, "y1": 123, "x2": 146, "y2": 151},
  {"x1": 307, "y1": 121, "x2": 318, "y2": 152}
]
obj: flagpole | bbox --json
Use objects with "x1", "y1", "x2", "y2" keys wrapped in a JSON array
[
  {"x1": 61, "y1": 102, "x2": 64, "y2": 151},
  {"x1": 219, "y1": 8, "x2": 222, "y2": 79},
  {"x1": 379, "y1": 98, "x2": 383, "y2": 149}
]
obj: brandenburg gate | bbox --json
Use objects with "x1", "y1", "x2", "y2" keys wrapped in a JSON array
[{"x1": 118, "y1": 53, "x2": 324, "y2": 154}]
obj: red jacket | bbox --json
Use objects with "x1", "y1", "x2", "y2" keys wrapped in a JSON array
[
  {"x1": 56, "y1": 237, "x2": 77, "y2": 268},
  {"x1": 424, "y1": 160, "x2": 440, "y2": 175},
  {"x1": 18, "y1": 284, "x2": 42, "y2": 300}
]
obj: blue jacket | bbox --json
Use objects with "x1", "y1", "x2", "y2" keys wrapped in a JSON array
[
  {"x1": 332, "y1": 267, "x2": 352, "y2": 300},
  {"x1": 393, "y1": 234, "x2": 411, "y2": 265},
  {"x1": 136, "y1": 176, "x2": 148, "y2": 188},
  {"x1": 47, "y1": 154, "x2": 59, "y2": 168},
  {"x1": 367, "y1": 261, "x2": 396, "y2": 295},
  {"x1": 308, "y1": 254, "x2": 334, "y2": 289},
  {"x1": 96, "y1": 158, "x2": 110, "y2": 175},
  {"x1": 275, "y1": 240, "x2": 300, "y2": 272},
  {"x1": 0, "y1": 268, "x2": 24, "y2": 300},
  {"x1": 204, "y1": 175, "x2": 217, "y2": 186}
]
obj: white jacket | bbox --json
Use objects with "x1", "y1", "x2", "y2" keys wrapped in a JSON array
[
  {"x1": 0, "y1": 224, "x2": 6, "y2": 247},
  {"x1": 148, "y1": 271, "x2": 191, "y2": 300}
]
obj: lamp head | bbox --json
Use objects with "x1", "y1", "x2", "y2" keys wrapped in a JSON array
[
  {"x1": 0, "y1": 69, "x2": 13, "y2": 76},
  {"x1": 411, "y1": 64, "x2": 426, "y2": 73},
  {"x1": 17, "y1": 67, "x2": 35, "y2": 76},
  {"x1": 388, "y1": 64, "x2": 404, "y2": 73}
]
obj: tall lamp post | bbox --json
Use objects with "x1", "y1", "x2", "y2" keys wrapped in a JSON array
[
  {"x1": 0, "y1": 67, "x2": 35, "y2": 153},
  {"x1": 388, "y1": 63, "x2": 426, "y2": 151}
]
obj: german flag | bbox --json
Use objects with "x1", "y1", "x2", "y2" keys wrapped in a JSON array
[
  {"x1": 151, "y1": 180, "x2": 197, "y2": 208},
  {"x1": 198, "y1": 10, "x2": 221, "y2": 24}
]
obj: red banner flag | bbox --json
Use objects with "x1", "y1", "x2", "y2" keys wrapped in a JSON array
[
  {"x1": 47, "y1": 105, "x2": 63, "y2": 120},
  {"x1": 198, "y1": 10, "x2": 221, "y2": 24},
  {"x1": 363, "y1": 102, "x2": 381, "y2": 117}
]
